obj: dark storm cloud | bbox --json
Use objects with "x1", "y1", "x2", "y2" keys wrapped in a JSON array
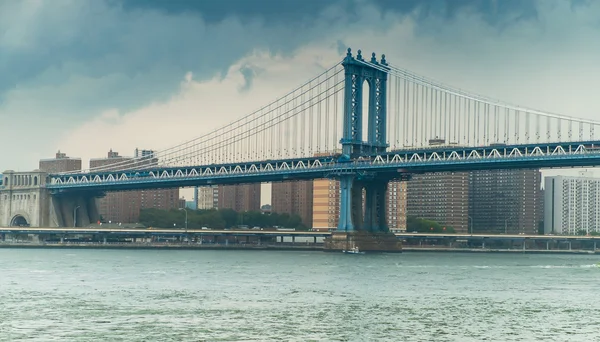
[
  {"x1": 0, "y1": 0, "x2": 595, "y2": 119},
  {"x1": 0, "y1": 0, "x2": 581, "y2": 109},
  {"x1": 116, "y1": 0, "x2": 542, "y2": 27},
  {"x1": 114, "y1": 0, "x2": 345, "y2": 23}
]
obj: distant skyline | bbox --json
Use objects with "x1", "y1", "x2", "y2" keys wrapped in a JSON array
[{"x1": 1, "y1": 0, "x2": 599, "y2": 194}]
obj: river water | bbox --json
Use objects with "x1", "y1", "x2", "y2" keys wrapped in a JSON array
[{"x1": 0, "y1": 249, "x2": 598, "y2": 341}]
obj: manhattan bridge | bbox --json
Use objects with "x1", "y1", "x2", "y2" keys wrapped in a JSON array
[{"x1": 7, "y1": 48, "x2": 600, "y2": 232}]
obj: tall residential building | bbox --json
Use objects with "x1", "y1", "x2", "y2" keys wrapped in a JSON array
[
  {"x1": 311, "y1": 179, "x2": 408, "y2": 232},
  {"x1": 39, "y1": 151, "x2": 82, "y2": 174},
  {"x1": 197, "y1": 186, "x2": 219, "y2": 209},
  {"x1": 90, "y1": 149, "x2": 179, "y2": 223},
  {"x1": 271, "y1": 180, "x2": 313, "y2": 228},
  {"x1": 469, "y1": 169, "x2": 542, "y2": 235},
  {"x1": 544, "y1": 175, "x2": 600, "y2": 235},
  {"x1": 312, "y1": 179, "x2": 340, "y2": 231},
  {"x1": 218, "y1": 183, "x2": 261, "y2": 212},
  {"x1": 387, "y1": 181, "x2": 408, "y2": 232},
  {"x1": 407, "y1": 172, "x2": 470, "y2": 233}
]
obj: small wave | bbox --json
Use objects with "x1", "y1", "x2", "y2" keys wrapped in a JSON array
[{"x1": 529, "y1": 264, "x2": 599, "y2": 269}]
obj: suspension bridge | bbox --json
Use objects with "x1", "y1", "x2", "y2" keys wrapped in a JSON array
[{"x1": 3, "y1": 48, "x2": 600, "y2": 233}]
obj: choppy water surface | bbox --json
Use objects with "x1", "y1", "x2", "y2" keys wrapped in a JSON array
[{"x1": 1, "y1": 250, "x2": 599, "y2": 341}]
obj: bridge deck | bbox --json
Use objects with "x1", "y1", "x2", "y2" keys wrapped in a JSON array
[{"x1": 45, "y1": 141, "x2": 600, "y2": 193}]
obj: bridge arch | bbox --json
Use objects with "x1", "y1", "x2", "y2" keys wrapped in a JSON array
[
  {"x1": 362, "y1": 78, "x2": 371, "y2": 145},
  {"x1": 10, "y1": 214, "x2": 30, "y2": 227}
]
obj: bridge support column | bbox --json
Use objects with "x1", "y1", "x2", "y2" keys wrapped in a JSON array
[
  {"x1": 50, "y1": 194, "x2": 100, "y2": 227},
  {"x1": 337, "y1": 176, "x2": 356, "y2": 232},
  {"x1": 363, "y1": 181, "x2": 387, "y2": 232}
]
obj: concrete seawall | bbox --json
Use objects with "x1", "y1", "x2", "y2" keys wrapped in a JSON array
[
  {"x1": 1, "y1": 243, "x2": 599, "y2": 254},
  {"x1": 0, "y1": 242, "x2": 322, "y2": 251}
]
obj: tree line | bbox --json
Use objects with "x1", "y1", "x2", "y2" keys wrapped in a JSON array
[
  {"x1": 406, "y1": 216, "x2": 456, "y2": 233},
  {"x1": 139, "y1": 208, "x2": 307, "y2": 230}
]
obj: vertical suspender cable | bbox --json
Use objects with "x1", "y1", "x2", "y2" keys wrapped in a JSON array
[
  {"x1": 316, "y1": 81, "x2": 321, "y2": 153},
  {"x1": 440, "y1": 92, "x2": 450, "y2": 140},
  {"x1": 467, "y1": 100, "x2": 471, "y2": 145},
  {"x1": 325, "y1": 78, "x2": 330, "y2": 153}
]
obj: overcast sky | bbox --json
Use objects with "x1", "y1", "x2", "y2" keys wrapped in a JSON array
[{"x1": 1, "y1": 0, "x2": 599, "y2": 200}]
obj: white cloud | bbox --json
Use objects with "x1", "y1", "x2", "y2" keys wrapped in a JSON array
[{"x1": 56, "y1": 46, "x2": 343, "y2": 166}]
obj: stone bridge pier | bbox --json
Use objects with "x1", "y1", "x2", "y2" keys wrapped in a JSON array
[{"x1": 0, "y1": 170, "x2": 100, "y2": 227}]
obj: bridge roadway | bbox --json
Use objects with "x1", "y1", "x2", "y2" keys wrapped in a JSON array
[
  {"x1": 46, "y1": 141, "x2": 600, "y2": 193},
  {"x1": 2, "y1": 227, "x2": 600, "y2": 242}
]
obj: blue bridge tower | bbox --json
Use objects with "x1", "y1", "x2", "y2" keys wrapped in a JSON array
[{"x1": 336, "y1": 48, "x2": 397, "y2": 235}]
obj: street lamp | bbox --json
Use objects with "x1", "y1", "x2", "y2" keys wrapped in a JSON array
[
  {"x1": 179, "y1": 207, "x2": 188, "y2": 232},
  {"x1": 468, "y1": 215, "x2": 473, "y2": 234},
  {"x1": 73, "y1": 206, "x2": 80, "y2": 228},
  {"x1": 504, "y1": 217, "x2": 513, "y2": 235}
]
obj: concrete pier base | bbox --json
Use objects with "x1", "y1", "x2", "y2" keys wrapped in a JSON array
[
  {"x1": 324, "y1": 231, "x2": 402, "y2": 253},
  {"x1": 49, "y1": 194, "x2": 100, "y2": 227}
]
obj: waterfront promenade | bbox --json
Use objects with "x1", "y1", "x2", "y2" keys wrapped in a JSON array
[{"x1": 1, "y1": 227, "x2": 600, "y2": 254}]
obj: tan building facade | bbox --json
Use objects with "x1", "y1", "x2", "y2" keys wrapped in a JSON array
[
  {"x1": 39, "y1": 151, "x2": 81, "y2": 174},
  {"x1": 271, "y1": 180, "x2": 313, "y2": 228},
  {"x1": 407, "y1": 172, "x2": 470, "y2": 233},
  {"x1": 312, "y1": 178, "x2": 410, "y2": 232},
  {"x1": 90, "y1": 150, "x2": 179, "y2": 224},
  {"x1": 386, "y1": 180, "x2": 407, "y2": 232},
  {"x1": 218, "y1": 183, "x2": 261, "y2": 212},
  {"x1": 312, "y1": 179, "x2": 340, "y2": 231}
]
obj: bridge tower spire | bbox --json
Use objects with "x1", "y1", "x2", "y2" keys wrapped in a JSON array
[{"x1": 336, "y1": 48, "x2": 393, "y2": 235}]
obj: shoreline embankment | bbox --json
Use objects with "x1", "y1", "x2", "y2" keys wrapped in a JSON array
[{"x1": 0, "y1": 243, "x2": 597, "y2": 254}]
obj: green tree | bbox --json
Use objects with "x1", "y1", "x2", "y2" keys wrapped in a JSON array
[
  {"x1": 406, "y1": 216, "x2": 455, "y2": 234},
  {"x1": 219, "y1": 209, "x2": 238, "y2": 228}
]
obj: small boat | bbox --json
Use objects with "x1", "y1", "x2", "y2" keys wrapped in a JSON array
[{"x1": 343, "y1": 246, "x2": 365, "y2": 254}]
